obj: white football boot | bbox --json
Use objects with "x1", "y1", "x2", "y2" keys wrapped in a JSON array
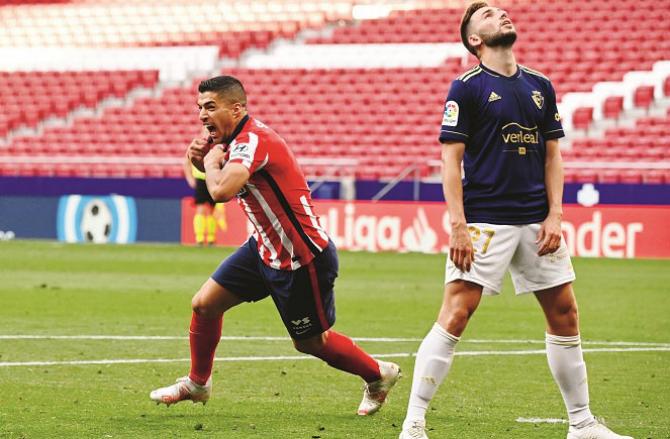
[
  {"x1": 150, "y1": 376, "x2": 211, "y2": 406},
  {"x1": 356, "y1": 360, "x2": 401, "y2": 416},
  {"x1": 567, "y1": 420, "x2": 634, "y2": 439},
  {"x1": 399, "y1": 419, "x2": 429, "y2": 439}
]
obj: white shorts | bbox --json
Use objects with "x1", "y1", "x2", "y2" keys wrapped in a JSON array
[{"x1": 445, "y1": 223, "x2": 576, "y2": 295}]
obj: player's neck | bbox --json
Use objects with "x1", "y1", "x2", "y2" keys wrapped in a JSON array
[{"x1": 480, "y1": 47, "x2": 517, "y2": 77}]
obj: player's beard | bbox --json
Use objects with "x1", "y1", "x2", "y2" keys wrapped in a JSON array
[{"x1": 482, "y1": 29, "x2": 517, "y2": 49}]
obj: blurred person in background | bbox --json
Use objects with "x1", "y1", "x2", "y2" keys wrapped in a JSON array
[{"x1": 182, "y1": 154, "x2": 227, "y2": 246}]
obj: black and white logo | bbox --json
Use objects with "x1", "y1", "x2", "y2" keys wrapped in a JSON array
[{"x1": 291, "y1": 317, "x2": 313, "y2": 335}]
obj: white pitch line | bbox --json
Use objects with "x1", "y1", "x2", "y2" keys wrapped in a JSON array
[
  {"x1": 0, "y1": 335, "x2": 423, "y2": 342},
  {"x1": 0, "y1": 346, "x2": 668, "y2": 368},
  {"x1": 516, "y1": 417, "x2": 567, "y2": 424},
  {"x1": 0, "y1": 335, "x2": 668, "y2": 347}
]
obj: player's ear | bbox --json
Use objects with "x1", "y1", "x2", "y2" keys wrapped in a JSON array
[
  {"x1": 231, "y1": 102, "x2": 243, "y2": 117},
  {"x1": 468, "y1": 34, "x2": 482, "y2": 53}
]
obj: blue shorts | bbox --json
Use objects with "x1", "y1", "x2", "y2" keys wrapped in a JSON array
[{"x1": 211, "y1": 237, "x2": 337, "y2": 340}]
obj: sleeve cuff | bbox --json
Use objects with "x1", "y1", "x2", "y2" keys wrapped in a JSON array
[
  {"x1": 439, "y1": 129, "x2": 469, "y2": 143},
  {"x1": 227, "y1": 158, "x2": 252, "y2": 169},
  {"x1": 544, "y1": 129, "x2": 565, "y2": 140}
]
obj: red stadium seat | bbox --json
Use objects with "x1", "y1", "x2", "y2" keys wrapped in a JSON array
[
  {"x1": 602, "y1": 96, "x2": 624, "y2": 119},
  {"x1": 619, "y1": 170, "x2": 642, "y2": 184},
  {"x1": 572, "y1": 107, "x2": 594, "y2": 130},
  {"x1": 641, "y1": 170, "x2": 665, "y2": 184},
  {"x1": 633, "y1": 85, "x2": 655, "y2": 109}
]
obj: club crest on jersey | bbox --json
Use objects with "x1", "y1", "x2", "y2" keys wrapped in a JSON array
[
  {"x1": 531, "y1": 91, "x2": 544, "y2": 109},
  {"x1": 442, "y1": 101, "x2": 459, "y2": 126}
]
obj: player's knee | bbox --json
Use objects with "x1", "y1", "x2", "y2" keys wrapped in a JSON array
[
  {"x1": 556, "y1": 300, "x2": 578, "y2": 319},
  {"x1": 191, "y1": 293, "x2": 215, "y2": 317},
  {"x1": 550, "y1": 300, "x2": 579, "y2": 330},
  {"x1": 439, "y1": 306, "x2": 472, "y2": 335}
]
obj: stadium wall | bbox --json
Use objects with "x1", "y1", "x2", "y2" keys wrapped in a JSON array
[{"x1": 1, "y1": 177, "x2": 669, "y2": 258}]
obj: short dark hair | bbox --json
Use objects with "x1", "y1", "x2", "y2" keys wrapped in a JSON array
[
  {"x1": 198, "y1": 75, "x2": 247, "y2": 106},
  {"x1": 460, "y1": 1, "x2": 489, "y2": 57}
]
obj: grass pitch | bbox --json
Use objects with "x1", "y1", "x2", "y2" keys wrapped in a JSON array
[{"x1": 0, "y1": 240, "x2": 668, "y2": 438}]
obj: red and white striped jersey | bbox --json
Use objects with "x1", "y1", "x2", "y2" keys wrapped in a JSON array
[{"x1": 225, "y1": 116, "x2": 330, "y2": 271}]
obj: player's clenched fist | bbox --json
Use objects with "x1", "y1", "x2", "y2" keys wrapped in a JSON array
[
  {"x1": 203, "y1": 145, "x2": 226, "y2": 172},
  {"x1": 188, "y1": 136, "x2": 213, "y2": 172}
]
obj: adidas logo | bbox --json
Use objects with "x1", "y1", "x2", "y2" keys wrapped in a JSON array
[{"x1": 488, "y1": 91, "x2": 501, "y2": 102}]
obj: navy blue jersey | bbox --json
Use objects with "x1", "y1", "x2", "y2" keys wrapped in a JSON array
[{"x1": 439, "y1": 63, "x2": 564, "y2": 224}]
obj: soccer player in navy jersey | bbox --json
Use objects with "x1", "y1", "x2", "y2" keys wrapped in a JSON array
[
  {"x1": 398, "y1": 3, "x2": 632, "y2": 439},
  {"x1": 150, "y1": 76, "x2": 400, "y2": 416}
]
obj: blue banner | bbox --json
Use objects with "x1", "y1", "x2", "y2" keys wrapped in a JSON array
[{"x1": 57, "y1": 195, "x2": 137, "y2": 243}]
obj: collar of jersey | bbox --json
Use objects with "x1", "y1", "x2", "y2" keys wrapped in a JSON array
[
  {"x1": 224, "y1": 114, "x2": 250, "y2": 146},
  {"x1": 479, "y1": 63, "x2": 521, "y2": 81}
]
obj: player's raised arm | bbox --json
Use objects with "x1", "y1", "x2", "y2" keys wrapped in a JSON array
[{"x1": 442, "y1": 141, "x2": 473, "y2": 272}]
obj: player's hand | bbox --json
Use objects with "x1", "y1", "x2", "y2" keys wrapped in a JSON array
[
  {"x1": 187, "y1": 136, "x2": 212, "y2": 173},
  {"x1": 203, "y1": 145, "x2": 226, "y2": 171},
  {"x1": 537, "y1": 212, "x2": 562, "y2": 256},
  {"x1": 450, "y1": 222, "x2": 474, "y2": 272}
]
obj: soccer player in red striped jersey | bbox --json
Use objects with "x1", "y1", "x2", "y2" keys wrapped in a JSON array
[{"x1": 150, "y1": 76, "x2": 400, "y2": 416}]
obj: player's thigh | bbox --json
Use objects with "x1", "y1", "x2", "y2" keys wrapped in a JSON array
[
  {"x1": 263, "y1": 241, "x2": 338, "y2": 341},
  {"x1": 509, "y1": 224, "x2": 576, "y2": 295},
  {"x1": 445, "y1": 223, "x2": 520, "y2": 295},
  {"x1": 208, "y1": 238, "x2": 270, "y2": 306}
]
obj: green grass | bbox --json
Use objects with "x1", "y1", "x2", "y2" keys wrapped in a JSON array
[{"x1": 0, "y1": 240, "x2": 668, "y2": 438}]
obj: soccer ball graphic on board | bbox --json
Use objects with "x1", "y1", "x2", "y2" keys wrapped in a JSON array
[{"x1": 80, "y1": 199, "x2": 113, "y2": 243}]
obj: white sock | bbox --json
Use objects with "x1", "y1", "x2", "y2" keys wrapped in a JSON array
[
  {"x1": 545, "y1": 333, "x2": 595, "y2": 428},
  {"x1": 403, "y1": 323, "x2": 460, "y2": 428}
]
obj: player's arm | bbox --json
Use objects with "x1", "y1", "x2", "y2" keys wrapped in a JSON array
[
  {"x1": 442, "y1": 141, "x2": 474, "y2": 272},
  {"x1": 203, "y1": 146, "x2": 250, "y2": 202},
  {"x1": 537, "y1": 138, "x2": 564, "y2": 255},
  {"x1": 182, "y1": 155, "x2": 197, "y2": 189}
]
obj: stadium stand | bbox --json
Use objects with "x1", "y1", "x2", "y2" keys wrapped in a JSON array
[
  {"x1": 0, "y1": 70, "x2": 158, "y2": 134},
  {"x1": 1, "y1": 0, "x2": 669, "y2": 184}
]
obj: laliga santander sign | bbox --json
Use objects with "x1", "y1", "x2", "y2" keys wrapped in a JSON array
[
  {"x1": 314, "y1": 201, "x2": 667, "y2": 258},
  {"x1": 181, "y1": 199, "x2": 670, "y2": 259}
]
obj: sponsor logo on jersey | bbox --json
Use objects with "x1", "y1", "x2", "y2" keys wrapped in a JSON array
[
  {"x1": 230, "y1": 143, "x2": 251, "y2": 160},
  {"x1": 442, "y1": 101, "x2": 459, "y2": 126},
  {"x1": 531, "y1": 90, "x2": 544, "y2": 109},
  {"x1": 555, "y1": 112, "x2": 561, "y2": 121},
  {"x1": 501, "y1": 122, "x2": 539, "y2": 146},
  {"x1": 488, "y1": 91, "x2": 502, "y2": 102}
]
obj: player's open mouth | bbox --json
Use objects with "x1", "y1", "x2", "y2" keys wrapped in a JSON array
[{"x1": 204, "y1": 124, "x2": 218, "y2": 136}]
